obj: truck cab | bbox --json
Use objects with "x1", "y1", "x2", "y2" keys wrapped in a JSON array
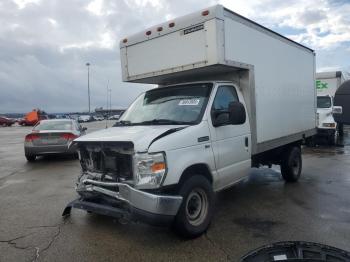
[
  {"x1": 66, "y1": 81, "x2": 252, "y2": 234},
  {"x1": 315, "y1": 71, "x2": 345, "y2": 144},
  {"x1": 316, "y1": 95, "x2": 337, "y2": 143}
]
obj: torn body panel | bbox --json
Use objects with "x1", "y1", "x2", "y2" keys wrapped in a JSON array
[{"x1": 64, "y1": 140, "x2": 183, "y2": 226}]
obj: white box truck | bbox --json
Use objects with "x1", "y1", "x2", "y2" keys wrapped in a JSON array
[
  {"x1": 316, "y1": 71, "x2": 345, "y2": 143},
  {"x1": 63, "y1": 5, "x2": 316, "y2": 238}
]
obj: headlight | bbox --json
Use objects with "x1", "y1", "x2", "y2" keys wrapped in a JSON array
[
  {"x1": 322, "y1": 123, "x2": 336, "y2": 128},
  {"x1": 134, "y1": 152, "x2": 167, "y2": 189}
]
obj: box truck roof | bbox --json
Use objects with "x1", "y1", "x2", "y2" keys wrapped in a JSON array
[
  {"x1": 120, "y1": 5, "x2": 313, "y2": 52},
  {"x1": 316, "y1": 71, "x2": 343, "y2": 79}
]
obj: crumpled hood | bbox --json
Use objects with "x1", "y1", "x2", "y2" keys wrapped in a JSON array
[{"x1": 75, "y1": 125, "x2": 186, "y2": 152}]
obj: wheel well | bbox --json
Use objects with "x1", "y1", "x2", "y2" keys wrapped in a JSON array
[
  {"x1": 179, "y1": 164, "x2": 213, "y2": 187},
  {"x1": 252, "y1": 141, "x2": 301, "y2": 167}
]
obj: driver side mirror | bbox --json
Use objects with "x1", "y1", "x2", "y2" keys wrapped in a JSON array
[
  {"x1": 212, "y1": 101, "x2": 246, "y2": 127},
  {"x1": 332, "y1": 106, "x2": 342, "y2": 115},
  {"x1": 228, "y1": 101, "x2": 246, "y2": 125}
]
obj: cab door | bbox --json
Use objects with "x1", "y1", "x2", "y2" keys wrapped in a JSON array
[{"x1": 209, "y1": 84, "x2": 251, "y2": 190}]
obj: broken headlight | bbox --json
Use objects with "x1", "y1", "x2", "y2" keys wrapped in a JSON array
[{"x1": 134, "y1": 152, "x2": 167, "y2": 189}]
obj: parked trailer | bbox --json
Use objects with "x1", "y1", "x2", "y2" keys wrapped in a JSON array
[
  {"x1": 334, "y1": 80, "x2": 350, "y2": 135},
  {"x1": 63, "y1": 5, "x2": 316, "y2": 238}
]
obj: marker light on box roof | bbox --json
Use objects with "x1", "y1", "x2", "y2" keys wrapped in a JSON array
[
  {"x1": 202, "y1": 10, "x2": 209, "y2": 16},
  {"x1": 122, "y1": 38, "x2": 127, "y2": 43},
  {"x1": 157, "y1": 26, "x2": 163, "y2": 32},
  {"x1": 146, "y1": 30, "x2": 152, "y2": 36},
  {"x1": 169, "y1": 22, "x2": 175, "y2": 28}
]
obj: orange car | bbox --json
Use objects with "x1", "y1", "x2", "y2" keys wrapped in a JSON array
[{"x1": 19, "y1": 109, "x2": 48, "y2": 126}]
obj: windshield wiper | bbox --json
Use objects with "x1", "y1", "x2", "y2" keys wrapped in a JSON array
[
  {"x1": 113, "y1": 120, "x2": 133, "y2": 126},
  {"x1": 133, "y1": 119, "x2": 190, "y2": 125}
]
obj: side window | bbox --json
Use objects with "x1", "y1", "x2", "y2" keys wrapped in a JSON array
[{"x1": 211, "y1": 85, "x2": 239, "y2": 126}]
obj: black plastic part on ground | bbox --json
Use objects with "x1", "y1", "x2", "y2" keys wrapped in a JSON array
[{"x1": 240, "y1": 241, "x2": 350, "y2": 261}]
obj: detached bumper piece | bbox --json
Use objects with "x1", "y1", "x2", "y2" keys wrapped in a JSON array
[{"x1": 63, "y1": 179, "x2": 183, "y2": 227}]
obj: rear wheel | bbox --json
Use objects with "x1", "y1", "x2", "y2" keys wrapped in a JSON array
[
  {"x1": 25, "y1": 154, "x2": 36, "y2": 162},
  {"x1": 280, "y1": 146, "x2": 302, "y2": 182},
  {"x1": 173, "y1": 175, "x2": 214, "y2": 238}
]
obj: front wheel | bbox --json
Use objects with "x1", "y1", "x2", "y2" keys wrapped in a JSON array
[
  {"x1": 338, "y1": 123, "x2": 344, "y2": 137},
  {"x1": 173, "y1": 175, "x2": 214, "y2": 238},
  {"x1": 280, "y1": 146, "x2": 302, "y2": 182}
]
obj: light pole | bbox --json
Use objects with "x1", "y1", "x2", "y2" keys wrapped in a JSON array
[
  {"x1": 108, "y1": 87, "x2": 112, "y2": 117},
  {"x1": 86, "y1": 62, "x2": 91, "y2": 113},
  {"x1": 105, "y1": 80, "x2": 110, "y2": 128}
]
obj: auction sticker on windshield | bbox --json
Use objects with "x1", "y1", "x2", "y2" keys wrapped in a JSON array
[{"x1": 178, "y1": 99, "x2": 200, "y2": 106}]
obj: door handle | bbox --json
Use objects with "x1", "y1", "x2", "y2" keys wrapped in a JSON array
[{"x1": 245, "y1": 137, "x2": 249, "y2": 147}]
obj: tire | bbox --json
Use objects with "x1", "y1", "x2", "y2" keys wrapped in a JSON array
[
  {"x1": 25, "y1": 154, "x2": 36, "y2": 162},
  {"x1": 73, "y1": 153, "x2": 79, "y2": 159},
  {"x1": 173, "y1": 175, "x2": 214, "y2": 238},
  {"x1": 338, "y1": 123, "x2": 344, "y2": 137},
  {"x1": 280, "y1": 146, "x2": 302, "y2": 182},
  {"x1": 328, "y1": 132, "x2": 336, "y2": 146}
]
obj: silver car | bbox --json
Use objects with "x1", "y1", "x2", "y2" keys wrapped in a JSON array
[{"x1": 24, "y1": 119, "x2": 86, "y2": 161}]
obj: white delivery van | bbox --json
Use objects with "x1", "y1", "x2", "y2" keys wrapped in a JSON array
[
  {"x1": 63, "y1": 5, "x2": 316, "y2": 238},
  {"x1": 316, "y1": 71, "x2": 345, "y2": 143}
]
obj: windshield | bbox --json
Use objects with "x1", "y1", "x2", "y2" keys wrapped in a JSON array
[
  {"x1": 34, "y1": 120, "x2": 73, "y2": 131},
  {"x1": 119, "y1": 83, "x2": 213, "y2": 125},
  {"x1": 317, "y1": 96, "x2": 332, "y2": 108}
]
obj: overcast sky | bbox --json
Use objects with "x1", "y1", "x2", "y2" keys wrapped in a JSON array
[{"x1": 1, "y1": 0, "x2": 349, "y2": 113}]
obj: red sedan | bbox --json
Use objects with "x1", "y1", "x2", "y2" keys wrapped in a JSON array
[{"x1": 0, "y1": 116, "x2": 15, "y2": 127}]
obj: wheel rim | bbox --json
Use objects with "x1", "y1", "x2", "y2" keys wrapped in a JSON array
[
  {"x1": 292, "y1": 157, "x2": 300, "y2": 176},
  {"x1": 185, "y1": 188, "x2": 208, "y2": 226}
]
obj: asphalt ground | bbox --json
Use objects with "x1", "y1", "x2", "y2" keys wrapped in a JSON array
[{"x1": 0, "y1": 121, "x2": 350, "y2": 261}]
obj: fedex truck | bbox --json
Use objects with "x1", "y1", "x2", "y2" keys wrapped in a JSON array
[
  {"x1": 316, "y1": 71, "x2": 345, "y2": 143},
  {"x1": 63, "y1": 5, "x2": 316, "y2": 237}
]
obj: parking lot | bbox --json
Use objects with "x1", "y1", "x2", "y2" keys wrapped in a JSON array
[{"x1": 0, "y1": 121, "x2": 350, "y2": 262}]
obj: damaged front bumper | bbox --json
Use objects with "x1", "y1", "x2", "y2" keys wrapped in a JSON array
[{"x1": 63, "y1": 179, "x2": 183, "y2": 226}]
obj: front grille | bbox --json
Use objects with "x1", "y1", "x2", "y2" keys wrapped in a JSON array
[{"x1": 78, "y1": 142, "x2": 134, "y2": 182}]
